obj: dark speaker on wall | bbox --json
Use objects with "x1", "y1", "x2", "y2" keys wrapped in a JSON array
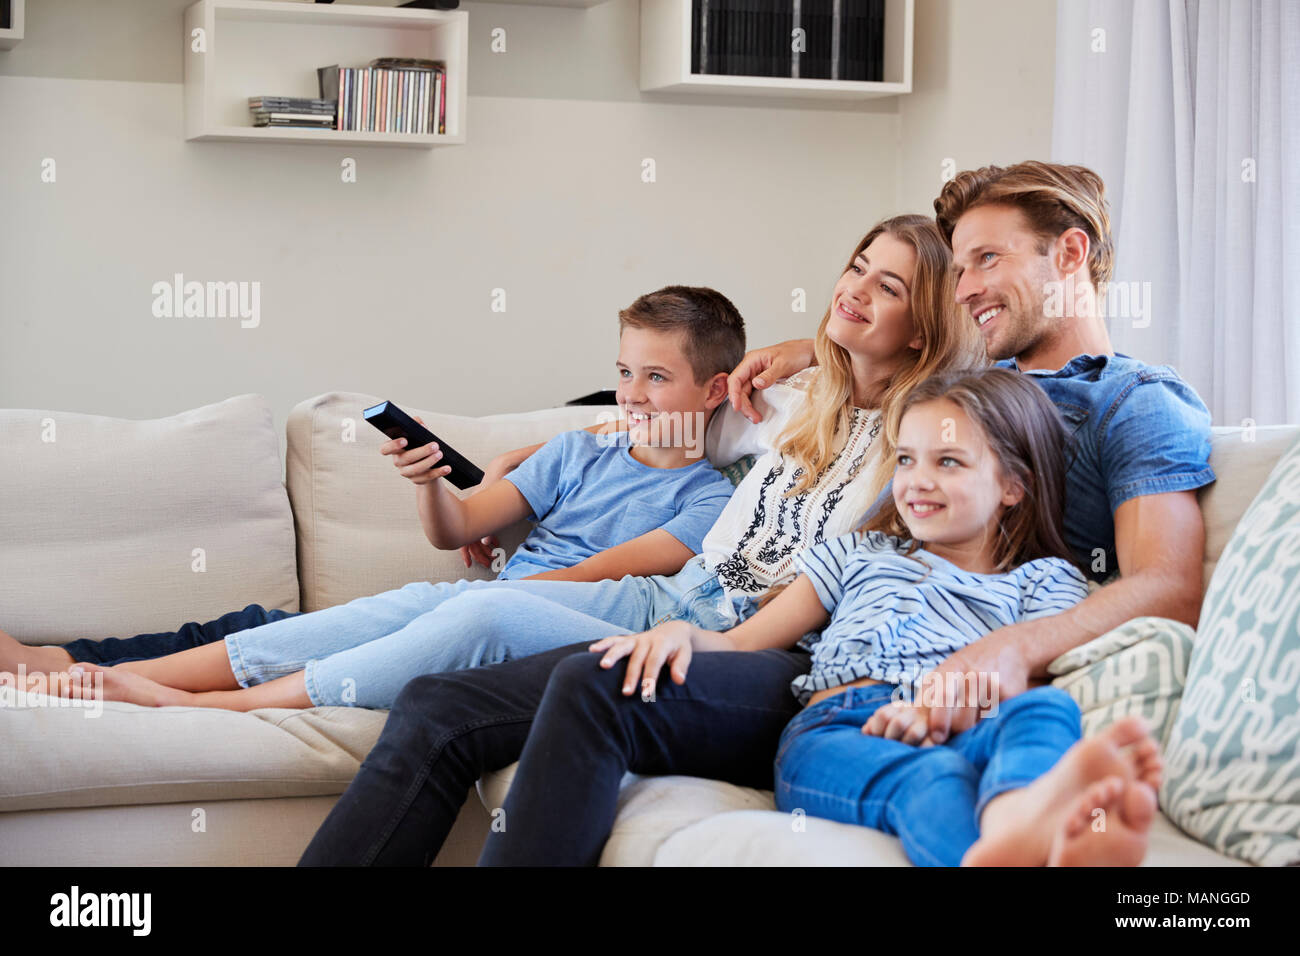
[{"x1": 691, "y1": 0, "x2": 884, "y2": 81}]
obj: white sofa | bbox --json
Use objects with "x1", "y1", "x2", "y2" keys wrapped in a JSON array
[{"x1": 2, "y1": 392, "x2": 1294, "y2": 866}]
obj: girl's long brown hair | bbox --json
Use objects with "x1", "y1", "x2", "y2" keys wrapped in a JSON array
[
  {"x1": 775, "y1": 215, "x2": 985, "y2": 502},
  {"x1": 861, "y1": 366, "x2": 1078, "y2": 573}
]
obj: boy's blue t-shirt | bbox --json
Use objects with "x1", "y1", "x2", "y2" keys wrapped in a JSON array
[{"x1": 497, "y1": 429, "x2": 735, "y2": 579}]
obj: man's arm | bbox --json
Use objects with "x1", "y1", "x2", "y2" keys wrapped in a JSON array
[
  {"x1": 523, "y1": 528, "x2": 694, "y2": 582},
  {"x1": 726, "y1": 339, "x2": 816, "y2": 423},
  {"x1": 922, "y1": 489, "x2": 1206, "y2": 742},
  {"x1": 1009, "y1": 490, "x2": 1205, "y2": 675}
]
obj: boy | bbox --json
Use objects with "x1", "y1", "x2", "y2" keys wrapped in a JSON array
[{"x1": 5, "y1": 286, "x2": 744, "y2": 711}]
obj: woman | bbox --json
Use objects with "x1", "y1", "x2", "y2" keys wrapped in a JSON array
[{"x1": 298, "y1": 213, "x2": 986, "y2": 865}]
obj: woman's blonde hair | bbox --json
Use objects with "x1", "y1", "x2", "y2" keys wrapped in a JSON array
[{"x1": 775, "y1": 214, "x2": 984, "y2": 502}]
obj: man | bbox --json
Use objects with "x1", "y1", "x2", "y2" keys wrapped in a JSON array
[{"x1": 299, "y1": 161, "x2": 1214, "y2": 866}]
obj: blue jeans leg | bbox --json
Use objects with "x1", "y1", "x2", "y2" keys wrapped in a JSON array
[
  {"x1": 304, "y1": 586, "x2": 670, "y2": 709},
  {"x1": 61, "y1": 604, "x2": 298, "y2": 665},
  {"x1": 946, "y1": 685, "x2": 1083, "y2": 821},
  {"x1": 774, "y1": 685, "x2": 982, "y2": 867},
  {"x1": 773, "y1": 684, "x2": 1083, "y2": 866}
]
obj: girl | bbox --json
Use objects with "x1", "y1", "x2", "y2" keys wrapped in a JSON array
[
  {"x1": 69, "y1": 215, "x2": 984, "y2": 716},
  {"x1": 593, "y1": 367, "x2": 1163, "y2": 867}
]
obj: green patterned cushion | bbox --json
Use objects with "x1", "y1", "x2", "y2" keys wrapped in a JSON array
[
  {"x1": 719, "y1": 454, "x2": 757, "y2": 488},
  {"x1": 1048, "y1": 616, "x2": 1194, "y2": 748},
  {"x1": 1161, "y1": 434, "x2": 1300, "y2": 866}
]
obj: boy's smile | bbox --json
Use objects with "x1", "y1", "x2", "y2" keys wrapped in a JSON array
[{"x1": 614, "y1": 326, "x2": 728, "y2": 465}]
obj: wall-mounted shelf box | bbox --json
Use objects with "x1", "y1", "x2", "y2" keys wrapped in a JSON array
[
  {"x1": 183, "y1": 0, "x2": 467, "y2": 147},
  {"x1": 640, "y1": 0, "x2": 913, "y2": 100},
  {"x1": 0, "y1": 0, "x2": 25, "y2": 51}
]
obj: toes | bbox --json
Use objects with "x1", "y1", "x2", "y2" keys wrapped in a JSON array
[
  {"x1": 1101, "y1": 714, "x2": 1150, "y2": 749},
  {"x1": 1121, "y1": 781, "x2": 1158, "y2": 829}
]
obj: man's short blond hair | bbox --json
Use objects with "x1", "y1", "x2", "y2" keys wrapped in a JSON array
[{"x1": 933, "y1": 161, "x2": 1114, "y2": 288}]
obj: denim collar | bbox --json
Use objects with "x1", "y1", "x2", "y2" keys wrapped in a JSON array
[{"x1": 998, "y1": 351, "x2": 1130, "y2": 378}]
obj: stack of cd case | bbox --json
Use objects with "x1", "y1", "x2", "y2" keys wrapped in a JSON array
[{"x1": 248, "y1": 96, "x2": 338, "y2": 129}]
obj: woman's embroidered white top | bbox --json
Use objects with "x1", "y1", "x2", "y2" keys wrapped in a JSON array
[{"x1": 701, "y1": 368, "x2": 885, "y2": 599}]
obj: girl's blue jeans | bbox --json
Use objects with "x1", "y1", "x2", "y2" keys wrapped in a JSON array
[
  {"x1": 225, "y1": 555, "x2": 749, "y2": 709},
  {"x1": 774, "y1": 682, "x2": 1082, "y2": 866}
]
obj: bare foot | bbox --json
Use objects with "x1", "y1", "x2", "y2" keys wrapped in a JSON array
[
  {"x1": 0, "y1": 626, "x2": 74, "y2": 672},
  {"x1": 65, "y1": 662, "x2": 192, "y2": 708},
  {"x1": 1047, "y1": 775, "x2": 1158, "y2": 866},
  {"x1": 962, "y1": 715, "x2": 1160, "y2": 867}
]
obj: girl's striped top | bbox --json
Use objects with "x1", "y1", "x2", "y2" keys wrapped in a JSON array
[{"x1": 791, "y1": 531, "x2": 1090, "y2": 705}]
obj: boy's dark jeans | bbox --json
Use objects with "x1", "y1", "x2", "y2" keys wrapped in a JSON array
[
  {"x1": 62, "y1": 604, "x2": 298, "y2": 665},
  {"x1": 298, "y1": 640, "x2": 812, "y2": 866}
]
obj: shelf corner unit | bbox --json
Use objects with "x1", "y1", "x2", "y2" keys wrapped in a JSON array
[
  {"x1": 0, "y1": 0, "x2": 25, "y2": 51},
  {"x1": 183, "y1": 0, "x2": 467, "y2": 148},
  {"x1": 640, "y1": 0, "x2": 913, "y2": 101}
]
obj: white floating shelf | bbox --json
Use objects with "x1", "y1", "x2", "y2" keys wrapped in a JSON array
[
  {"x1": 0, "y1": 0, "x2": 24, "y2": 50},
  {"x1": 470, "y1": 1, "x2": 610, "y2": 7},
  {"x1": 641, "y1": 0, "x2": 913, "y2": 100},
  {"x1": 183, "y1": 0, "x2": 467, "y2": 147}
]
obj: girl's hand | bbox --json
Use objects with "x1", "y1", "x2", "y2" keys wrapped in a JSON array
[
  {"x1": 589, "y1": 620, "x2": 696, "y2": 699},
  {"x1": 862, "y1": 701, "x2": 940, "y2": 747}
]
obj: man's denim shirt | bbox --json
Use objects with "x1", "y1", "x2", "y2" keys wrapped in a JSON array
[{"x1": 996, "y1": 353, "x2": 1216, "y2": 582}]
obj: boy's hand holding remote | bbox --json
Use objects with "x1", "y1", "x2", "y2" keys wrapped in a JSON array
[{"x1": 380, "y1": 417, "x2": 530, "y2": 553}]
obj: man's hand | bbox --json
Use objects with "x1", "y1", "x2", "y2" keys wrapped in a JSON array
[
  {"x1": 726, "y1": 339, "x2": 816, "y2": 424},
  {"x1": 589, "y1": 620, "x2": 698, "y2": 699},
  {"x1": 919, "y1": 636, "x2": 1032, "y2": 744}
]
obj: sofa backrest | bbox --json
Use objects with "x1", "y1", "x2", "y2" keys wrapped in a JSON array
[
  {"x1": 1201, "y1": 425, "x2": 1300, "y2": 590},
  {"x1": 0, "y1": 395, "x2": 299, "y2": 644},
  {"x1": 286, "y1": 392, "x2": 617, "y2": 611}
]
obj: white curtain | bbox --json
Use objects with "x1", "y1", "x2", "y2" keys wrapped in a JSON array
[{"x1": 1052, "y1": 0, "x2": 1300, "y2": 426}]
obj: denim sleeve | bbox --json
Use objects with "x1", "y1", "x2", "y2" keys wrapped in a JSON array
[
  {"x1": 658, "y1": 479, "x2": 734, "y2": 554},
  {"x1": 1098, "y1": 372, "x2": 1216, "y2": 513},
  {"x1": 1019, "y1": 560, "x2": 1091, "y2": 622},
  {"x1": 502, "y1": 431, "x2": 573, "y2": 522}
]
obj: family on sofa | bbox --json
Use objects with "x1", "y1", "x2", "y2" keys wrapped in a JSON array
[{"x1": 0, "y1": 161, "x2": 1215, "y2": 867}]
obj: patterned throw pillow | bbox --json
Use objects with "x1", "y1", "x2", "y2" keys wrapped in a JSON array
[
  {"x1": 1048, "y1": 616, "x2": 1195, "y2": 748},
  {"x1": 1161, "y1": 435, "x2": 1300, "y2": 866},
  {"x1": 719, "y1": 453, "x2": 758, "y2": 488}
]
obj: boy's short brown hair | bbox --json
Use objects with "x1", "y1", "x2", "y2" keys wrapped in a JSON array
[
  {"x1": 618, "y1": 286, "x2": 746, "y2": 384},
  {"x1": 933, "y1": 161, "x2": 1114, "y2": 287}
]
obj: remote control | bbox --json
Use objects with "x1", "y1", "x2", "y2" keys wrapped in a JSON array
[{"x1": 364, "y1": 400, "x2": 485, "y2": 490}]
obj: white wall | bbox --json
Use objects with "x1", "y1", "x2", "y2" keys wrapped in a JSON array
[
  {"x1": 0, "y1": 0, "x2": 1055, "y2": 433},
  {"x1": 898, "y1": 0, "x2": 1057, "y2": 214}
]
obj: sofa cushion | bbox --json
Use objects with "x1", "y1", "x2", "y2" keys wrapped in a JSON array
[
  {"x1": 1048, "y1": 616, "x2": 1195, "y2": 749},
  {"x1": 0, "y1": 395, "x2": 299, "y2": 644},
  {"x1": 651, "y1": 808, "x2": 1245, "y2": 866},
  {"x1": 1161, "y1": 433, "x2": 1300, "y2": 866},
  {"x1": 286, "y1": 393, "x2": 617, "y2": 611},
  {"x1": 0, "y1": 690, "x2": 386, "y2": 812}
]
